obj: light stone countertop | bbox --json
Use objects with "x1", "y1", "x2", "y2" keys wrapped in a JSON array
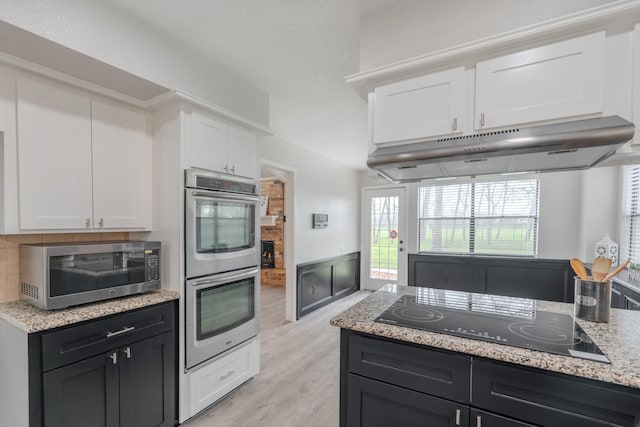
[
  {"x1": 0, "y1": 289, "x2": 180, "y2": 333},
  {"x1": 330, "y1": 284, "x2": 640, "y2": 389}
]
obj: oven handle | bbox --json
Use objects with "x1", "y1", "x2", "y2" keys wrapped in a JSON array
[
  {"x1": 190, "y1": 190, "x2": 259, "y2": 204},
  {"x1": 191, "y1": 268, "x2": 260, "y2": 287}
]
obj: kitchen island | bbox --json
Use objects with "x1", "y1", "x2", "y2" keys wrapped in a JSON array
[{"x1": 331, "y1": 285, "x2": 640, "y2": 427}]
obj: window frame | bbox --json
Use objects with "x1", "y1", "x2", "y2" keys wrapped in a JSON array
[{"x1": 416, "y1": 174, "x2": 540, "y2": 257}]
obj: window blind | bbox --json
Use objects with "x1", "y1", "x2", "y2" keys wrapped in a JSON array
[
  {"x1": 418, "y1": 177, "x2": 539, "y2": 256},
  {"x1": 622, "y1": 166, "x2": 640, "y2": 264}
]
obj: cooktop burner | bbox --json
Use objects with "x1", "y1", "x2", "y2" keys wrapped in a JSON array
[{"x1": 374, "y1": 290, "x2": 609, "y2": 363}]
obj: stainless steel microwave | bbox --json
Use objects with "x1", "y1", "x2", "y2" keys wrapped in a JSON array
[{"x1": 20, "y1": 241, "x2": 161, "y2": 310}]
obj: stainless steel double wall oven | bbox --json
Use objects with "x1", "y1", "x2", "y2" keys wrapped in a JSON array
[{"x1": 184, "y1": 168, "x2": 260, "y2": 369}]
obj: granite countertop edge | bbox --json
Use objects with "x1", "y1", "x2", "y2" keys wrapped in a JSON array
[
  {"x1": 330, "y1": 286, "x2": 640, "y2": 390},
  {"x1": 0, "y1": 289, "x2": 180, "y2": 333}
]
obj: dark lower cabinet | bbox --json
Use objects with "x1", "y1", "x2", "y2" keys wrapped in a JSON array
[
  {"x1": 347, "y1": 374, "x2": 469, "y2": 427},
  {"x1": 340, "y1": 329, "x2": 640, "y2": 427},
  {"x1": 36, "y1": 301, "x2": 176, "y2": 427},
  {"x1": 612, "y1": 282, "x2": 640, "y2": 310}
]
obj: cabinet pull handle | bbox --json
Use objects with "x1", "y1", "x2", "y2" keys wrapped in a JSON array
[
  {"x1": 124, "y1": 347, "x2": 131, "y2": 359},
  {"x1": 476, "y1": 415, "x2": 482, "y2": 427},
  {"x1": 220, "y1": 370, "x2": 235, "y2": 381},
  {"x1": 106, "y1": 326, "x2": 136, "y2": 338},
  {"x1": 85, "y1": 218, "x2": 91, "y2": 228},
  {"x1": 455, "y1": 408, "x2": 461, "y2": 425},
  {"x1": 230, "y1": 165, "x2": 236, "y2": 174},
  {"x1": 480, "y1": 112, "x2": 485, "y2": 127},
  {"x1": 452, "y1": 117, "x2": 458, "y2": 131},
  {"x1": 109, "y1": 352, "x2": 118, "y2": 365},
  {"x1": 224, "y1": 164, "x2": 229, "y2": 173},
  {"x1": 99, "y1": 218, "x2": 104, "y2": 228}
]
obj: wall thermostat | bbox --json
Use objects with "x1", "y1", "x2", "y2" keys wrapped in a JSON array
[{"x1": 312, "y1": 213, "x2": 329, "y2": 229}]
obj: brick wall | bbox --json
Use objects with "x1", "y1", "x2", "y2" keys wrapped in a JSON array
[{"x1": 261, "y1": 179, "x2": 285, "y2": 286}]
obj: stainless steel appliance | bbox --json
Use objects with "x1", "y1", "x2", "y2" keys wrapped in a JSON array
[
  {"x1": 185, "y1": 266, "x2": 260, "y2": 369},
  {"x1": 20, "y1": 241, "x2": 160, "y2": 310},
  {"x1": 185, "y1": 169, "x2": 260, "y2": 278},
  {"x1": 368, "y1": 115, "x2": 635, "y2": 182}
]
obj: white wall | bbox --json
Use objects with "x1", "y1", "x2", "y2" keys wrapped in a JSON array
[
  {"x1": 359, "y1": 0, "x2": 620, "y2": 70},
  {"x1": 260, "y1": 137, "x2": 360, "y2": 265},
  {"x1": 0, "y1": 0, "x2": 269, "y2": 126}
]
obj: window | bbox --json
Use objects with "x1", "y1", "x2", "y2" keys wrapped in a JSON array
[
  {"x1": 418, "y1": 177, "x2": 539, "y2": 256},
  {"x1": 622, "y1": 166, "x2": 640, "y2": 264}
]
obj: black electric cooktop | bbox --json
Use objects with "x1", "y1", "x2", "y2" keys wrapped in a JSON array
[{"x1": 374, "y1": 290, "x2": 609, "y2": 363}]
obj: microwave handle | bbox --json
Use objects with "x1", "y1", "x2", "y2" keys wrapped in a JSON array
[
  {"x1": 191, "y1": 191, "x2": 259, "y2": 204},
  {"x1": 192, "y1": 268, "x2": 260, "y2": 287}
]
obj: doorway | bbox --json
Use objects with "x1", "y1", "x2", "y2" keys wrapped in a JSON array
[
  {"x1": 260, "y1": 160, "x2": 296, "y2": 322},
  {"x1": 362, "y1": 187, "x2": 407, "y2": 290}
]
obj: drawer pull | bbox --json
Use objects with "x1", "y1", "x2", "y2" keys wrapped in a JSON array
[
  {"x1": 455, "y1": 409, "x2": 461, "y2": 425},
  {"x1": 220, "y1": 370, "x2": 236, "y2": 381},
  {"x1": 106, "y1": 326, "x2": 136, "y2": 338}
]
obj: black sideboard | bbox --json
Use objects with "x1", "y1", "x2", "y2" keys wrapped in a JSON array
[{"x1": 408, "y1": 253, "x2": 573, "y2": 303}]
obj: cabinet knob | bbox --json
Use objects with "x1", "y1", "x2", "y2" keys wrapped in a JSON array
[
  {"x1": 480, "y1": 113, "x2": 485, "y2": 127},
  {"x1": 109, "y1": 352, "x2": 118, "y2": 365},
  {"x1": 452, "y1": 117, "x2": 458, "y2": 131},
  {"x1": 85, "y1": 218, "x2": 91, "y2": 228},
  {"x1": 99, "y1": 218, "x2": 104, "y2": 228}
]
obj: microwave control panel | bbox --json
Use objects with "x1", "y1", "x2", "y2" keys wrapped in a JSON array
[{"x1": 145, "y1": 249, "x2": 160, "y2": 282}]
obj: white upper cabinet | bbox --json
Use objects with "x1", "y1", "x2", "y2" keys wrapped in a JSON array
[
  {"x1": 16, "y1": 77, "x2": 151, "y2": 231},
  {"x1": 475, "y1": 32, "x2": 606, "y2": 130},
  {"x1": 17, "y1": 78, "x2": 93, "y2": 230},
  {"x1": 188, "y1": 110, "x2": 258, "y2": 178},
  {"x1": 227, "y1": 125, "x2": 257, "y2": 178},
  {"x1": 189, "y1": 111, "x2": 228, "y2": 173},
  {"x1": 372, "y1": 67, "x2": 466, "y2": 144},
  {"x1": 91, "y1": 99, "x2": 151, "y2": 229}
]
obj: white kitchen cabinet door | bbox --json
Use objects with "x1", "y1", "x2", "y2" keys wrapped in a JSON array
[
  {"x1": 372, "y1": 67, "x2": 466, "y2": 144},
  {"x1": 91, "y1": 99, "x2": 151, "y2": 229},
  {"x1": 475, "y1": 32, "x2": 605, "y2": 130},
  {"x1": 189, "y1": 111, "x2": 228, "y2": 173},
  {"x1": 17, "y1": 78, "x2": 93, "y2": 230},
  {"x1": 227, "y1": 125, "x2": 257, "y2": 178}
]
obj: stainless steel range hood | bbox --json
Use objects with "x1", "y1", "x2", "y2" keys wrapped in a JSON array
[{"x1": 367, "y1": 116, "x2": 635, "y2": 182}]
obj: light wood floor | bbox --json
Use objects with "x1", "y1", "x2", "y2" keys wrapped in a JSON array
[{"x1": 183, "y1": 285, "x2": 371, "y2": 427}]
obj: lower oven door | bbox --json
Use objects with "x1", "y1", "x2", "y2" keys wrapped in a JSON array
[{"x1": 185, "y1": 266, "x2": 260, "y2": 370}]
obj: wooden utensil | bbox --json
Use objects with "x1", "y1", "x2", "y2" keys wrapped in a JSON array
[
  {"x1": 592, "y1": 257, "x2": 612, "y2": 281},
  {"x1": 603, "y1": 258, "x2": 631, "y2": 282},
  {"x1": 570, "y1": 258, "x2": 588, "y2": 280}
]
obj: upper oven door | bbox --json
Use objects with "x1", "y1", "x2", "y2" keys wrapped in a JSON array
[{"x1": 185, "y1": 187, "x2": 259, "y2": 278}]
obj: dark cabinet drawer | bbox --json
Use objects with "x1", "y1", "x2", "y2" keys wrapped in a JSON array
[
  {"x1": 347, "y1": 374, "x2": 468, "y2": 427},
  {"x1": 470, "y1": 409, "x2": 535, "y2": 427},
  {"x1": 42, "y1": 302, "x2": 175, "y2": 372},
  {"x1": 348, "y1": 333, "x2": 470, "y2": 403},
  {"x1": 472, "y1": 359, "x2": 640, "y2": 427}
]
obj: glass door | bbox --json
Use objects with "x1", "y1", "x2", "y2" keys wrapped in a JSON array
[{"x1": 363, "y1": 187, "x2": 407, "y2": 290}]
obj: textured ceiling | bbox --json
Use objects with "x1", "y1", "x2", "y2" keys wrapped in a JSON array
[{"x1": 103, "y1": 0, "x2": 411, "y2": 170}]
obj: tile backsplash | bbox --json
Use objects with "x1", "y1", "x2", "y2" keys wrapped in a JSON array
[{"x1": 0, "y1": 232, "x2": 129, "y2": 303}]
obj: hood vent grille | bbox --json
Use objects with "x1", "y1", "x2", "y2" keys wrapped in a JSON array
[
  {"x1": 367, "y1": 116, "x2": 635, "y2": 182},
  {"x1": 436, "y1": 128, "x2": 521, "y2": 143}
]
